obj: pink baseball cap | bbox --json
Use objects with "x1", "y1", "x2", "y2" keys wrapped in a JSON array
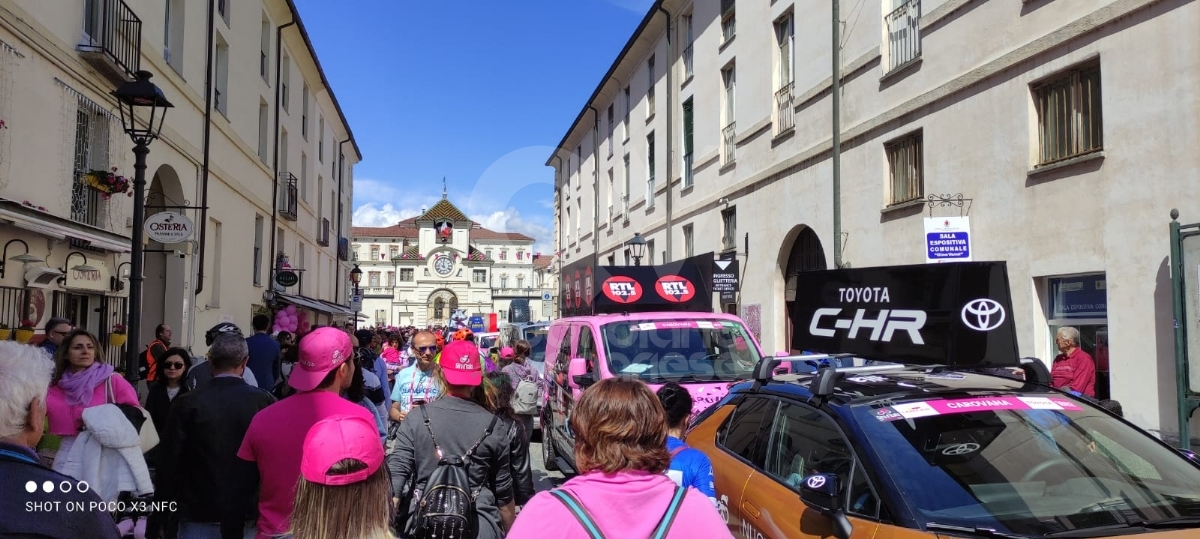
[
  {"x1": 439, "y1": 340, "x2": 483, "y2": 386},
  {"x1": 500, "y1": 346, "x2": 515, "y2": 359},
  {"x1": 289, "y1": 327, "x2": 353, "y2": 391},
  {"x1": 300, "y1": 415, "x2": 384, "y2": 486}
]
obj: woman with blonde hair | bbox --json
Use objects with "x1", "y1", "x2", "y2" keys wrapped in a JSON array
[
  {"x1": 292, "y1": 414, "x2": 392, "y2": 539},
  {"x1": 44, "y1": 329, "x2": 140, "y2": 467}
]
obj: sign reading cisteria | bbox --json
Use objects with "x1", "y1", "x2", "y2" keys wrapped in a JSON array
[
  {"x1": 924, "y1": 216, "x2": 972, "y2": 263},
  {"x1": 144, "y1": 212, "x2": 195, "y2": 244}
]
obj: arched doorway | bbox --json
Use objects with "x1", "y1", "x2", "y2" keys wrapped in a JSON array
[
  {"x1": 142, "y1": 164, "x2": 188, "y2": 347},
  {"x1": 779, "y1": 226, "x2": 828, "y2": 352},
  {"x1": 426, "y1": 289, "x2": 458, "y2": 326}
]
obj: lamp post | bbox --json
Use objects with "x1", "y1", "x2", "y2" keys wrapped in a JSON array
[
  {"x1": 113, "y1": 70, "x2": 173, "y2": 385},
  {"x1": 628, "y1": 232, "x2": 647, "y2": 266},
  {"x1": 349, "y1": 264, "x2": 362, "y2": 330}
]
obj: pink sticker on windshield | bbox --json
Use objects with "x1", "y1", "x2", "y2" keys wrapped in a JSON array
[
  {"x1": 928, "y1": 397, "x2": 1028, "y2": 414},
  {"x1": 650, "y1": 321, "x2": 700, "y2": 330}
]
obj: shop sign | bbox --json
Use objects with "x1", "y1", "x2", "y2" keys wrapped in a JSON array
[
  {"x1": 65, "y1": 264, "x2": 108, "y2": 292},
  {"x1": 144, "y1": 212, "x2": 195, "y2": 244},
  {"x1": 1049, "y1": 274, "x2": 1107, "y2": 319},
  {"x1": 713, "y1": 259, "x2": 740, "y2": 303},
  {"x1": 275, "y1": 270, "x2": 299, "y2": 287},
  {"x1": 924, "y1": 217, "x2": 972, "y2": 263}
]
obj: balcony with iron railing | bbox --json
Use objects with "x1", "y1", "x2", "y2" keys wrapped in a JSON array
[
  {"x1": 722, "y1": 123, "x2": 737, "y2": 164},
  {"x1": 279, "y1": 173, "x2": 298, "y2": 221},
  {"x1": 775, "y1": 82, "x2": 795, "y2": 135},
  {"x1": 885, "y1": 0, "x2": 921, "y2": 73},
  {"x1": 318, "y1": 218, "x2": 330, "y2": 246},
  {"x1": 682, "y1": 44, "x2": 694, "y2": 80},
  {"x1": 78, "y1": 0, "x2": 141, "y2": 84}
]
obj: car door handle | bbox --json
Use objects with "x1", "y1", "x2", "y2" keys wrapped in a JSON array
[{"x1": 741, "y1": 501, "x2": 761, "y2": 519}]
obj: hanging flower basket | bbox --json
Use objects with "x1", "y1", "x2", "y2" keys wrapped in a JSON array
[
  {"x1": 109, "y1": 323, "x2": 127, "y2": 347},
  {"x1": 84, "y1": 168, "x2": 132, "y2": 200},
  {"x1": 14, "y1": 319, "x2": 35, "y2": 343}
]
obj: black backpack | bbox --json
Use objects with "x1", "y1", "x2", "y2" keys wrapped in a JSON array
[{"x1": 409, "y1": 404, "x2": 499, "y2": 539}]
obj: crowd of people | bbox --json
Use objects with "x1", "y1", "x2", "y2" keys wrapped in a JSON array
[{"x1": 0, "y1": 317, "x2": 732, "y2": 539}]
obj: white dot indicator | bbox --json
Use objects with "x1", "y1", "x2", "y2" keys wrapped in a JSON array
[
  {"x1": 41, "y1": 481, "x2": 54, "y2": 493},
  {"x1": 77, "y1": 481, "x2": 90, "y2": 493},
  {"x1": 59, "y1": 481, "x2": 72, "y2": 493},
  {"x1": 24, "y1": 481, "x2": 36, "y2": 493}
]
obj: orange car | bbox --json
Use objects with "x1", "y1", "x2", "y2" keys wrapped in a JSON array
[{"x1": 686, "y1": 362, "x2": 1200, "y2": 539}]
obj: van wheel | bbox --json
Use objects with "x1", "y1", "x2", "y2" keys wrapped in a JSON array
[{"x1": 541, "y1": 419, "x2": 559, "y2": 472}]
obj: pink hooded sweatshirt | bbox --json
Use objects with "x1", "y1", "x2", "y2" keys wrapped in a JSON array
[{"x1": 507, "y1": 471, "x2": 733, "y2": 539}]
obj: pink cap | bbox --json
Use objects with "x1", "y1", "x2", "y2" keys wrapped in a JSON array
[
  {"x1": 300, "y1": 415, "x2": 384, "y2": 486},
  {"x1": 500, "y1": 346, "x2": 515, "y2": 359},
  {"x1": 289, "y1": 327, "x2": 353, "y2": 391},
  {"x1": 439, "y1": 340, "x2": 483, "y2": 386}
]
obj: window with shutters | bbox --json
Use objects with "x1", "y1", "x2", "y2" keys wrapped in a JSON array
[
  {"x1": 885, "y1": 131, "x2": 923, "y2": 205},
  {"x1": 682, "y1": 98, "x2": 694, "y2": 188},
  {"x1": 1034, "y1": 62, "x2": 1103, "y2": 166},
  {"x1": 721, "y1": 0, "x2": 735, "y2": 44}
]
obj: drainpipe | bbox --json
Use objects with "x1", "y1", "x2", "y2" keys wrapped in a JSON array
[
  {"x1": 267, "y1": 18, "x2": 297, "y2": 298},
  {"x1": 194, "y1": 0, "x2": 215, "y2": 295},
  {"x1": 657, "y1": 5, "x2": 673, "y2": 263},
  {"x1": 832, "y1": 0, "x2": 843, "y2": 268},
  {"x1": 588, "y1": 105, "x2": 600, "y2": 271},
  {"x1": 335, "y1": 138, "x2": 349, "y2": 306}
]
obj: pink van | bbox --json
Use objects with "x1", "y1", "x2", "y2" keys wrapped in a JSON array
[{"x1": 539, "y1": 310, "x2": 765, "y2": 473}]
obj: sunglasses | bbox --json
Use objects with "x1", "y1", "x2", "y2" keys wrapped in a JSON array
[
  {"x1": 163, "y1": 362, "x2": 186, "y2": 369},
  {"x1": 414, "y1": 345, "x2": 438, "y2": 353}
]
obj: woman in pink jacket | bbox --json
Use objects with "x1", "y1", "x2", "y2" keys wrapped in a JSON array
[
  {"x1": 44, "y1": 329, "x2": 139, "y2": 468},
  {"x1": 507, "y1": 377, "x2": 733, "y2": 539}
]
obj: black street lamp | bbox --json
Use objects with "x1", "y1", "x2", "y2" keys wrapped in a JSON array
[
  {"x1": 113, "y1": 70, "x2": 173, "y2": 385},
  {"x1": 349, "y1": 264, "x2": 363, "y2": 330},
  {"x1": 628, "y1": 232, "x2": 647, "y2": 266}
]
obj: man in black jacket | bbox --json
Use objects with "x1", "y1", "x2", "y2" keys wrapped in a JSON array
[
  {"x1": 153, "y1": 333, "x2": 276, "y2": 539},
  {"x1": 0, "y1": 341, "x2": 121, "y2": 539}
]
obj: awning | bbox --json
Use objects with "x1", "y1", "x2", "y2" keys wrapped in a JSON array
[
  {"x1": 278, "y1": 293, "x2": 354, "y2": 318},
  {"x1": 316, "y1": 299, "x2": 355, "y2": 316},
  {"x1": 0, "y1": 200, "x2": 132, "y2": 253}
]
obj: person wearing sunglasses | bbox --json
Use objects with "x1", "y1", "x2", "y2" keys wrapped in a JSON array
[
  {"x1": 143, "y1": 348, "x2": 192, "y2": 440},
  {"x1": 388, "y1": 331, "x2": 441, "y2": 424}
]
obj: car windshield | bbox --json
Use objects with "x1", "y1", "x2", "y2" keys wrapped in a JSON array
[
  {"x1": 853, "y1": 395, "x2": 1200, "y2": 536},
  {"x1": 600, "y1": 319, "x2": 759, "y2": 382},
  {"x1": 524, "y1": 327, "x2": 548, "y2": 362}
]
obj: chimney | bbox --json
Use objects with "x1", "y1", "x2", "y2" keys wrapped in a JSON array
[{"x1": 420, "y1": 206, "x2": 427, "y2": 214}]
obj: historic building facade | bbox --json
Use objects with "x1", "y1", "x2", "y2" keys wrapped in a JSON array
[{"x1": 352, "y1": 197, "x2": 556, "y2": 327}]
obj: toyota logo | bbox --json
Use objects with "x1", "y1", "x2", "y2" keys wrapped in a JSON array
[
  {"x1": 961, "y1": 299, "x2": 1005, "y2": 331},
  {"x1": 805, "y1": 475, "x2": 827, "y2": 489},
  {"x1": 941, "y1": 442, "x2": 981, "y2": 456}
]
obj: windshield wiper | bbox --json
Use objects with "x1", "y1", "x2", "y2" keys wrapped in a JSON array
[
  {"x1": 925, "y1": 522, "x2": 1032, "y2": 539},
  {"x1": 1043, "y1": 516, "x2": 1200, "y2": 537}
]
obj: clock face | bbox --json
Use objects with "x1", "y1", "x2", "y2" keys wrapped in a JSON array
[{"x1": 434, "y1": 255, "x2": 454, "y2": 276}]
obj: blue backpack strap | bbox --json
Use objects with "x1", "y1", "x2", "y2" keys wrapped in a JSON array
[
  {"x1": 550, "y1": 489, "x2": 606, "y2": 539},
  {"x1": 650, "y1": 486, "x2": 687, "y2": 539}
]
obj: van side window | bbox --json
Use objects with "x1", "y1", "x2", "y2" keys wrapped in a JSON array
[
  {"x1": 553, "y1": 328, "x2": 572, "y2": 386},
  {"x1": 577, "y1": 326, "x2": 597, "y2": 373}
]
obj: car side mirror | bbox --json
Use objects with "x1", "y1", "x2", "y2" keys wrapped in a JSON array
[
  {"x1": 799, "y1": 473, "x2": 853, "y2": 539},
  {"x1": 568, "y1": 357, "x2": 593, "y2": 389}
]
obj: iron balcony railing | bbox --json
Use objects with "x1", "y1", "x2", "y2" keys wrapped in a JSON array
[
  {"x1": 775, "y1": 82, "x2": 795, "y2": 134},
  {"x1": 682, "y1": 153, "x2": 694, "y2": 188},
  {"x1": 722, "y1": 123, "x2": 737, "y2": 164},
  {"x1": 279, "y1": 173, "x2": 299, "y2": 221},
  {"x1": 885, "y1": 0, "x2": 921, "y2": 72},
  {"x1": 79, "y1": 0, "x2": 142, "y2": 80},
  {"x1": 318, "y1": 218, "x2": 330, "y2": 246},
  {"x1": 682, "y1": 44, "x2": 694, "y2": 79}
]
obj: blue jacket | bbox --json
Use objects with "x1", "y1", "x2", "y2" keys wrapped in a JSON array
[
  {"x1": 665, "y1": 436, "x2": 717, "y2": 504},
  {"x1": 0, "y1": 441, "x2": 121, "y2": 538}
]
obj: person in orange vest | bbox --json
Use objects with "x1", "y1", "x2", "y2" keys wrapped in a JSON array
[{"x1": 139, "y1": 324, "x2": 172, "y2": 398}]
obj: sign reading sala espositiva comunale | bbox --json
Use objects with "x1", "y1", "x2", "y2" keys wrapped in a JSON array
[{"x1": 789, "y1": 261, "x2": 1020, "y2": 368}]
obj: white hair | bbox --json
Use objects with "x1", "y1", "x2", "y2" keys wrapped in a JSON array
[
  {"x1": 1057, "y1": 326, "x2": 1081, "y2": 346},
  {"x1": 0, "y1": 342, "x2": 55, "y2": 440}
]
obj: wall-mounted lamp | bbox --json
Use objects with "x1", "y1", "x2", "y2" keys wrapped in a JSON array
[
  {"x1": 0, "y1": 239, "x2": 44, "y2": 279},
  {"x1": 111, "y1": 261, "x2": 131, "y2": 292},
  {"x1": 59, "y1": 251, "x2": 99, "y2": 287},
  {"x1": 718, "y1": 197, "x2": 730, "y2": 206}
]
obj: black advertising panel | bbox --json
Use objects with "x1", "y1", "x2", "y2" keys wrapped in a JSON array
[
  {"x1": 789, "y1": 261, "x2": 1020, "y2": 367},
  {"x1": 560, "y1": 254, "x2": 714, "y2": 317},
  {"x1": 713, "y1": 259, "x2": 740, "y2": 303}
]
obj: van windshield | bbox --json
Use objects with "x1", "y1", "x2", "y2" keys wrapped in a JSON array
[
  {"x1": 524, "y1": 328, "x2": 548, "y2": 362},
  {"x1": 600, "y1": 319, "x2": 760, "y2": 382}
]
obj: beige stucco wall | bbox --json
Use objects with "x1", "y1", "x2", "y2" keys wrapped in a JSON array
[
  {"x1": 550, "y1": 0, "x2": 1200, "y2": 438},
  {"x1": 0, "y1": 0, "x2": 359, "y2": 353}
]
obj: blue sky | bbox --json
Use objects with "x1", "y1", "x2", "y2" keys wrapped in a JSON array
[{"x1": 293, "y1": 0, "x2": 656, "y2": 254}]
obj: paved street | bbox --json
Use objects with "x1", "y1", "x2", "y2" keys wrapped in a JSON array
[{"x1": 529, "y1": 438, "x2": 567, "y2": 492}]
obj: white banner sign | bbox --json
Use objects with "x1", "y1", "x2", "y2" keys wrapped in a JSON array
[
  {"x1": 924, "y1": 216, "x2": 972, "y2": 263},
  {"x1": 145, "y1": 212, "x2": 195, "y2": 244}
]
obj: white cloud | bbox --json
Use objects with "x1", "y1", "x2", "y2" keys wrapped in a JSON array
[
  {"x1": 470, "y1": 207, "x2": 555, "y2": 256},
  {"x1": 352, "y1": 203, "x2": 423, "y2": 227}
]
